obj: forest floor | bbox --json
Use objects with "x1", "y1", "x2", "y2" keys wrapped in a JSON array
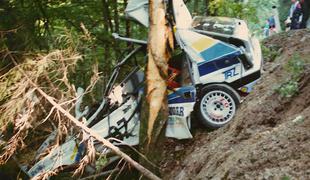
[{"x1": 160, "y1": 29, "x2": 310, "y2": 179}]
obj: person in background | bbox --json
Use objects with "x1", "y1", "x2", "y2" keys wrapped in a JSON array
[
  {"x1": 285, "y1": 18, "x2": 292, "y2": 31},
  {"x1": 268, "y1": 16, "x2": 277, "y2": 35},
  {"x1": 263, "y1": 15, "x2": 279, "y2": 37},
  {"x1": 300, "y1": 0, "x2": 310, "y2": 28},
  {"x1": 263, "y1": 20, "x2": 270, "y2": 37},
  {"x1": 289, "y1": 0, "x2": 303, "y2": 29},
  {"x1": 268, "y1": 16, "x2": 276, "y2": 29}
]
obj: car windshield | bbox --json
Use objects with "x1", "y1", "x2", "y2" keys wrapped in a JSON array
[{"x1": 192, "y1": 16, "x2": 236, "y2": 35}]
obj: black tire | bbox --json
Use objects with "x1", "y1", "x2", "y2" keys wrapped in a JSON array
[{"x1": 196, "y1": 84, "x2": 240, "y2": 129}]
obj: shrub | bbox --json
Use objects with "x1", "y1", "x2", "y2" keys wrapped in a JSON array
[
  {"x1": 276, "y1": 80, "x2": 299, "y2": 98},
  {"x1": 276, "y1": 53, "x2": 305, "y2": 98},
  {"x1": 285, "y1": 54, "x2": 305, "y2": 79},
  {"x1": 262, "y1": 45, "x2": 280, "y2": 62}
]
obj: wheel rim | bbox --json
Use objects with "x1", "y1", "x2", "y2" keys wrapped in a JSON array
[{"x1": 200, "y1": 90, "x2": 236, "y2": 125}]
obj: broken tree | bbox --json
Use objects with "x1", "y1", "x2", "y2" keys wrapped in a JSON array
[{"x1": 146, "y1": 0, "x2": 173, "y2": 144}]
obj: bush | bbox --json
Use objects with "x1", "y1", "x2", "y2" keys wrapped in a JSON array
[
  {"x1": 262, "y1": 45, "x2": 280, "y2": 62},
  {"x1": 285, "y1": 54, "x2": 305, "y2": 79},
  {"x1": 276, "y1": 53, "x2": 305, "y2": 98},
  {"x1": 276, "y1": 80, "x2": 298, "y2": 98}
]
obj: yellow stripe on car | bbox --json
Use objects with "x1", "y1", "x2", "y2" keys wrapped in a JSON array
[{"x1": 191, "y1": 37, "x2": 216, "y2": 52}]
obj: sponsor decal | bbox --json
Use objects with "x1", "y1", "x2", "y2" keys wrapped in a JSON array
[
  {"x1": 223, "y1": 67, "x2": 239, "y2": 80},
  {"x1": 169, "y1": 106, "x2": 184, "y2": 117}
]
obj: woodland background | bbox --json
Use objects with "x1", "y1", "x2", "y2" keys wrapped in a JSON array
[
  {"x1": 1, "y1": 0, "x2": 291, "y2": 92},
  {"x1": 0, "y1": 0, "x2": 295, "y2": 179}
]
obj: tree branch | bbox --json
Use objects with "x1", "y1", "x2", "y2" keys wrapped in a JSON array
[{"x1": 9, "y1": 55, "x2": 161, "y2": 180}]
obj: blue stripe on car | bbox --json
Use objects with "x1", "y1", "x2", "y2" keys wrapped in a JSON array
[
  {"x1": 168, "y1": 86, "x2": 196, "y2": 104},
  {"x1": 198, "y1": 53, "x2": 241, "y2": 76},
  {"x1": 199, "y1": 43, "x2": 238, "y2": 62}
]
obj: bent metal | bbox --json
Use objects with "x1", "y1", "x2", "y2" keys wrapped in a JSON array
[{"x1": 26, "y1": 0, "x2": 262, "y2": 177}]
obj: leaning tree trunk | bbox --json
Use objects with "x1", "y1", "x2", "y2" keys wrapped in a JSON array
[{"x1": 146, "y1": 0, "x2": 173, "y2": 144}]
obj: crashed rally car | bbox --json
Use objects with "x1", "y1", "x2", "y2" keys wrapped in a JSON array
[
  {"x1": 26, "y1": 0, "x2": 262, "y2": 177},
  {"x1": 126, "y1": 0, "x2": 262, "y2": 137}
]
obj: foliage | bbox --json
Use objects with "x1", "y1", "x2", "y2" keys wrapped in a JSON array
[
  {"x1": 276, "y1": 80, "x2": 299, "y2": 98},
  {"x1": 261, "y1": 44, "x2": 281, "y2": 62},
  {"x1": 95, "y1": 155, "x2": 108, "y2": 170},
  {"x1": 188, "y1": 0, "x2": 292, "y2": 37},
  {"x1": 208, "y1": 0, "x2": 256, "y2": 20},
  {"x1": 276, "y1": 54, "x2": 305, "y2": 98},
  {"x1": 285, "y1": 54, "x2": 305, "y2": 79},
  {"x1": 281, "y1": 175, "x2": 291, "y2": 180},
  {"x1": 248, "y1": 0, "x2": 279, "y2": 35},
  {"x1": 208, "y1": 0, "x2": 258, "y2": 29},
  {"x1": 0, "y1": 37, "x2": 107, "y2": 179},
  {"x1": 0, "y1": 1, "x2": 148, "y2": 177},
  {"x1": 0, "y1": 48, "x2": 80, "y2": 165},
  {"x1": 0, "y1": 0, "x2": 297, "y2": 178},
  {"x1": 0, "y1": 0, "x2": 147, "y2": 94},
  {"x1": 278, "y1": 0, "x2": 291, "y2": 29}
]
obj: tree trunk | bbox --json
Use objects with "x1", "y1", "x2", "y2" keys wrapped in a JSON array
[
  {"x1": 124, "y1": 0, "x2": 131, "y2": 42},
  {"x1": 113, "y1": 0, "x2": 120, "y2": 52},
  {"x1": 113, "y1": 0, "x2": 119, "y2": 33},
  {"x1": 101, "y1": 0, "x2": 114, "y2": 32},
  {"x1": 205, "y1": 0, "x2": 210, "y2": 16},
  {"x1": 101, "y1": 0, "x2": 113, "y2": 75},
  {"x1": 146, "y1": 0, "x2": 173, "y2": 144},
  {"x1": 194, "y1": 0, "x2": 199, "y2": 15}
]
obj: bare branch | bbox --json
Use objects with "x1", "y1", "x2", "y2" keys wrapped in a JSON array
[{"x1": 10, "y1": 55, "x2": 162, "y2": 180}]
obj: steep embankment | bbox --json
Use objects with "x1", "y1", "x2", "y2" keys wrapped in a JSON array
[{"x1": 162, "y1": 29, "x2": 310, "y2": 179}]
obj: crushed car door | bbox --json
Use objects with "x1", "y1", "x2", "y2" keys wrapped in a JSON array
[{"x1": 166, "y1": 52, "x2": 196, "y2": 139}]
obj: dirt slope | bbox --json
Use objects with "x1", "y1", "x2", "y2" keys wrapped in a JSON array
[{"x1": 161, "y1": 29, "x2": 310, "y2": 180}]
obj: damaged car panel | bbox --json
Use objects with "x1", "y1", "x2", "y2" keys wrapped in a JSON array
[
  {"x1": 28, "y1": 48, "x2": 146, "y2": 177},
  {"x1": 27, "y1": 0, "x2": 262, "y2": 177}
]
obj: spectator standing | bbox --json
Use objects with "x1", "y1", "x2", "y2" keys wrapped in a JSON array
[
  {"x1": 268, "y1": 16, "x2": 277, "y2": 35},
  {"x1": 300, "y1": 0, "x2": 310, "y2": 28},
  {"x1": 263, "y1": 20, "x2": 270, "y2": 37},
  {"x1": 289, "y1": 0, "x2": 303, "y2": 29},
  {"x1": 268, "y1": 16, "x2": 276, "y2": 29}
]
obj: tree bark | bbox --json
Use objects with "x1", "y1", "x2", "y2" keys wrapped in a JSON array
[
  {"x1": 194, "y1": 0, "x2": 199, "y2": 15},
  {"x1": 113, "y1": 0, "x2": 119, "y2": 33},
  {"x1": 205, "y1": 0, "x2": 210, "y2": 16},
  {"x1": 101, "y1": 0, "x2": 114, "y2": 32},
  {"x1": 101, "y1": 0, "x2": 114, "y2": 74},
  {"x1": 113, "y1": 0, "x2": 120, "y2": 52},
  {"x1": 146, "y1": 0, "x2": 173, "y2": 144},
  {"x1": 124, "y1": 0, "x2": 131, "y2": 43}
]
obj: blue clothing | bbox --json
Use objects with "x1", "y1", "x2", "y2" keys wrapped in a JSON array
[{"x1": 268, "y1": 16, "x2": 276, "y2": 28}]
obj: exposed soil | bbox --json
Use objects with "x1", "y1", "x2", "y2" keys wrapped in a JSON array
[{"x1": 161, "y1": 29, "x2": 310, "y2": 180}]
